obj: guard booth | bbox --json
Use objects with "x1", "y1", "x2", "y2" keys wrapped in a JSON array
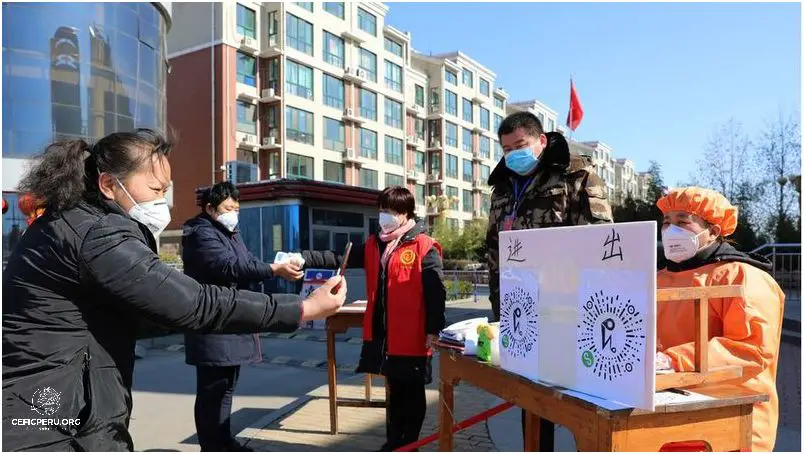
[{"x1": 195, "y1": 178, "x2": 383, "y2": 301}]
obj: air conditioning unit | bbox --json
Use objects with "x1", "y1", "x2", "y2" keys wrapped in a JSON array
[
  {"x1": 356, "y1": 68, "x2": 366, "y2": 78},
  {"x1": 428, "y1": 140, "x2": 441, "y2": 149},
  {"x1": 345, "y1": 67, "x2": 354, "y2": 76},
  {"x1": 262, "y1": 136, "x2": 275, "y2": 146},
  {"x1": 243, "y1": 134, "x2": 257, "y2": 145},
  {"x1": 473, "y1": 210, "x2": 483, "y2": 218},
  {"x1": 343, "y1": 148, "x2": 357, "y2": 160},
  {"x1": 261, "y1": 88, "x2": 276, "y2": 98},
  {"x1": 406, "y1": 169, "x2": 419, "y2": 179},
  {"x1": 268, "y1": 35, "x2": 278, "y2": 47},
  {"x1": 406, "y1": 135, "x2": 416, "y2": 143}
]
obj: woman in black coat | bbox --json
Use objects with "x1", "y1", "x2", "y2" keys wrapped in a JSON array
[
  {"x1": 181, "y1": 182, "x2": 307, "y2": 452},
  {"x1": 1, "y1": 129, "x2": 347, "y2": 452}
]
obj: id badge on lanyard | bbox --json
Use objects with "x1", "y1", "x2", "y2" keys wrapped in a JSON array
[{"x1": 501, "y1": 176, "x2": 534, "y2": 232}]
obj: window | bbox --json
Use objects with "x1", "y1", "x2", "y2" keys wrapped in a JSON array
[
  {"x1": 481, "y1": 196, "x2": 490, "y2": 215},
  {"x1": 359, "y1": 127, "x2": 378, "y2": 159},
  {"x1": 385, "y1": 135, "x2": 403, "y2": 165},
  {"x1": 446, "y1": 154, "x2": 458, "y2": 179},
  {"x1": 415, "y1": 184, "x2": 425, "y2": 206},
  {"x1": 286, "y1": 106, "x2": 314, "y2": 145},
  {"x1": 445, "y1": 69, "x2": 457, "y2": 85},
  {"x1": 359, "y1": 88, "x2": 377, "y2": 120},
  {"x1": 445, "y1": 90, "x2": 457, "y2": 116},
  {"x1": 385, "y1": 173, "x2": 404, "y2": 188},
  {"x1": 324, "y1": 160, "x2": 345, "y2": 184},
  {"x1": 479, "y1": 136, "x2": 490, "y2": 159},
  {"x1": 236, "y1": 4, "x2": 256, "y2": 38},
  {"x1": 462, "y1": 98, "x2": 473, "y2": 123},
  {"x1": 446, "y1": 185, "x2": 459, "y2": 209},
  {"x1": 323, "y1": 117, "x2": 345, "y2": 152},
  {"x1": 463, "y1": 189, "x2": 473, "y2": 212},
  {"x1": 267, "y1": 11, "x2": 279, "y2": 44},
  {"x1": 463, "y1": 159, "x2": 473, "y2": 182},
  {"x1": 385, "y1": 37, "x2": 403, "y2": 57},
  {"x1": 480, "y1": 164, "x2": 490, "y2": 181},
  {"x1": 462, "y1": 128, "x2": 473, "y2": 153},
  {"x1": 323, "y1": 74, "x2": 344, "y2": 109},
  {"x1": 286, "y1": 60, "x2": 313, "y2": 99},
  {"x1": 493, "y1": 141, "x2": 503, "y2": 161},
  {"x1": 287, "y1": 14, "x2": 313, "y2": 55},
  {"x1": 415, "y1": 85, "x2": 425, "y2": 107},
  {"x1": 324, "y1": 2, "x2": 344, "y2": 19},
  {"x1": 480, "y1": 107, "x2": 490, "y2": 130},
  {"x1": 537, "y1": 112, "x2": 545, "y2": 124},
  {"x1": 493, "y1": 114, "x2": 503, "y2": 133},
  {"x1": 445, "y1": 121, "x2": 458, "y2": 148},
  {"x1": 429, "y1": 151, "x2": 441, "y2": 175},
  {"x1": 360, "y1": 168, "x2": 378, "y2": 189},
  {"x1": 385, "y1": 98, "x2": 402, "y2": 129},
  {"x1": 429, "y1": 88, "x2": 440, "y2": 111},
  {"x1": 295, "y1": 2, "x2": 313, "y2": 11},
  {"x1": 462, "y1": 68, "x2": 473, "y2": 88},
  {"x1": 414, "y1": 151, "x2": 426, "y2": 172},
  {"x1": 494, "y1": 96, "x2": 504, "y2": 110},
  {"x1": 323, "y1": 31, "x2": 344, "y2": 68},
  {"x1": 415, "y1": 118, "x2": 425, "y2": 140},
  {"x1": 358, "y1": 7, "x2": 376, "y2": 36},
  {"x1": 287, "y1": 152, "x2": 313, "y2": 179},
  {"x1": 359, "y1": 48, "x2": 377, "y2": 82},
  {"x1": 236, "y1": 52, "x2": 256, "y2": 86},
  {"x1": 547, "y1": 118, "x2": 555, "y2": 132},
  {"x1": 480, "y1": 78, "x2": 490, "y2": 96},
  {"x1": 236, "y1": 100, "x2": 256, "y2": 134},
  {"x1": 384, "y1": 60, "x2": 402, "y2": 92}
]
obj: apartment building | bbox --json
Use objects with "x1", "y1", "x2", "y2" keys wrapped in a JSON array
[
  {"x1": 409, "y1": 51, "x2": 508, "y2": 230},
  {"x1": 507, "y1": 99, "x2": 560, "y2": 133},
  {"x1": 166, "y1": 2, "x2": 417, "y2": 232}
]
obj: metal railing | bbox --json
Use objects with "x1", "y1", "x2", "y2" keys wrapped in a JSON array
[{"x1": 751, "y1": 243, "x2": 801, "y2": 291}]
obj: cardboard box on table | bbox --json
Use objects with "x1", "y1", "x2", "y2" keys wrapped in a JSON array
[{"x1": 499, "y1": 222, "x2": 657, "y2": 411}]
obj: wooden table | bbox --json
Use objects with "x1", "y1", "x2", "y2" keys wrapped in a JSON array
[
  {"x1": 326, "y1": 305, "x2": 387, "y2": 435},
  {"x1": 437, "y1": 347, "x2": 767, "y2": 452}
]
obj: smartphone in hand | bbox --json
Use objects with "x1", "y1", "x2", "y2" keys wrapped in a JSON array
[{"x1": 332, "y1": 242, "x2": 352, "y2": 294}]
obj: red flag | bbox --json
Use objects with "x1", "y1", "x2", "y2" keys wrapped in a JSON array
[{"x1": 566, "y1": 78, "x2": 584, "y2": 131}]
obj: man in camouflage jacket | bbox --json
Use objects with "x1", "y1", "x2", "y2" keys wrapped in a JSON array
[{"x1": 486, "y1": 112, "x2": 613, "y2": 322}]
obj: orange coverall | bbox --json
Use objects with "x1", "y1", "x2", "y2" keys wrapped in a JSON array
[{"x1": 657, "y1": 260, "x2": 785, "y2": 452}]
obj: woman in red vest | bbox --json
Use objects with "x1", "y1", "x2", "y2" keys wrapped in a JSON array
[{"x1": 357, "y1": 186, "x2": 446, "y2": 451}]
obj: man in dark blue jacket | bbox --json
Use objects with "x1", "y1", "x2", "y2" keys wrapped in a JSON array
[{"x1": 181, "y1": 182, "x2": 304, "y2": 452}]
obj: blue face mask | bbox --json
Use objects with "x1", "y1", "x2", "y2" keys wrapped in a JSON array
[{"x1": 504, "y1": 147, "x2": 539, "y2": 176}]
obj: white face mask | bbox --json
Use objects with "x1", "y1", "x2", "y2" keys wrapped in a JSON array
[
  {"x1": 661, "y1": 224, "x2": 704, "y2": 263},
  {"x1": 379, "y1": 212, "x2": 401, "y2": 234},
  {"x1": 116, "y1": 179, "x2": 171, "y2": 237},
  {"x1": 216, "y1": 211, "x2": 239, "y2": 232}
]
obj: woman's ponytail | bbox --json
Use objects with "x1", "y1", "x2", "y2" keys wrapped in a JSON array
[{"x1": 17, "y1": 138, "x2": 91, "y2": 213}]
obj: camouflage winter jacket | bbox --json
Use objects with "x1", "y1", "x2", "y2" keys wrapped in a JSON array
[{"x1": 485, "y1": 132, "x2": 613, "y2": 321}]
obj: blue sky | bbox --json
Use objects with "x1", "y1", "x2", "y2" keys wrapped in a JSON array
[{"x1": 385, "y1": 1, "x2": 801, "y2": 186}]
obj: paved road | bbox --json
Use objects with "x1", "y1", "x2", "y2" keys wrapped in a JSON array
[{"x1": 129, "y1": 299, "x2": 487, "y2": 451}]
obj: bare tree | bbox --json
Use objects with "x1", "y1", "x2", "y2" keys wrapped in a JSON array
[
  {"x1": 756, "y1": 109, "x2": 801, "y2": 241},
  {"x1": 697, "y1": 118, "x2": 757, "y2": 201}
]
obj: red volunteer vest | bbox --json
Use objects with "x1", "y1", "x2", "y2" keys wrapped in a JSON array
[{"x1": 363, "y1": 234, "x2": 442, "y2": 357}]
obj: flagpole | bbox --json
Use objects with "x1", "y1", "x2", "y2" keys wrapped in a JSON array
[{"x1": 568, "y1": 74, "x2": 574, "y2": 143}]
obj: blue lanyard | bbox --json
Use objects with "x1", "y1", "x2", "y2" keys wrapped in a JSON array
[{"x1": 510, "y1": 176, "x2": 535, "y2": 215}]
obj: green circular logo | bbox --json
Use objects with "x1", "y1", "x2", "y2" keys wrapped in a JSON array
[
  {"x1": 581, "y1": 350, "x2": 595, "y2": 367},
  {"x1": 501, "y1": 334, "x2": 510, "y2": 349}
]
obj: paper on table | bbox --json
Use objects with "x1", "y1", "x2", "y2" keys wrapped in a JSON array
[
  {"x1": 336, "y1": 305, "x2": 367, "y2": 314},
  {"x1": 574, "y1": 268, "x2": 651, "y2": 410},
  {"x1": 654, "y1": 391, "x2": 715, "y2": 406}
]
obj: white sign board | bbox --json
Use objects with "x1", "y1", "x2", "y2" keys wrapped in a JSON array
[{"x1": 499, "y1": 222, "x2": 657, "y2": 411}]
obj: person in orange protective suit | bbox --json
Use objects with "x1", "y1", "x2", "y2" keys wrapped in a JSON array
[{"x1": 655, "y1": 187, "x2": 785, "y2": 452}]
